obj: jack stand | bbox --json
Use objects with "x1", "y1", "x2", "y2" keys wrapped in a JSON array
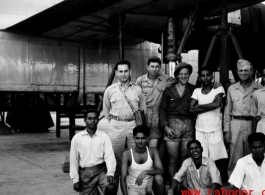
[{"x1": 202, "y1": 0, "x2": 244, "y2": 86}]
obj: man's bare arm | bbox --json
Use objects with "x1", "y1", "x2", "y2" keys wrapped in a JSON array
[
  {"x1": 197, "y1": 93, "x2": 223, "y2": 110},
  {"x1": 189, "y1": 94, "x2": 223, "y2": 114},
  {"x1": 135, "y1": 148, "x2": 163, "y2": 186},
  {"x1": 189, "y1": 98, "x2": 208, "y2": 114},
  {"x1": 121, "y1": 151, "x2": 129, "y2": 195}
]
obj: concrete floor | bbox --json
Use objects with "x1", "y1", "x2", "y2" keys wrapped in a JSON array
[
  {"x1": 0, "y1": 112, "x2": 120, "y2": 195},
  {"x1": 0, "y1": 112, "x2": 230, "y2": 195}
]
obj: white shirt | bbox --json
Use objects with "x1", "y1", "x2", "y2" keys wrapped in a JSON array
[
  {"x1": 229, "y1": 154, "x2": 265, "y2": 195},
  {"x1": 69, "y1": 129, "x2": 116, "y2": 183},
  {"x1": 191, "y1": 86, "x2": 225, "y2": 132}
]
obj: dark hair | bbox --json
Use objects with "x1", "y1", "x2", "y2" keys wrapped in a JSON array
[
  {"x1": 199, "y1": 67, "x2": 213, "y2": 76},
  {"x1": 247, "y1": 132, "x2": 265, "y2": 145},
  {"x1": 147, "y1": 56, "x2": 161, "y2": 66},
  {"x1": 133, "y1": 125, "x2": 150, "y2": 137},
  {"x1": 114, "y1": 59, "x2": 131, "y2": 70},
  {"x1": 85, "y1": 109, "x2": 100, "y2": 118},
  {"x1": 187, "y1": 140, "x2": 202, "y2": 149}
]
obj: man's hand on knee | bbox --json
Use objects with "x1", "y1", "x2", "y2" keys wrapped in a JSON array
[
  {"x1": 107, "y1": 176, "x2": 115, "y2": 184},
  {"x1": 73, "y1": 182, "x2": 81, "y2": 192}
]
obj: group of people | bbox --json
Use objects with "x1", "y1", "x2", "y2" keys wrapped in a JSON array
[{"x1": 69, "y1": 56, "x2": 265, "y2": 195}]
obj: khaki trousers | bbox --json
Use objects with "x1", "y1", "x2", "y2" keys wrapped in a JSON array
[{"x1": 227, "y1": 119, "x2": 252, "y2": 177}]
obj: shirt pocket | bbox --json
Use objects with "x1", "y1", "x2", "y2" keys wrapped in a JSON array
[
  {"x1": 128, "y1": 96, "x2": 140, "y2": 110},
  {"x1": 231, "y1": 95, "x2": 240, "y2": 111},
  {"x1": 93, "y1": 139, "x2": 104, "y2": 158},
  {"x1": 110, "y1": 95, "x2": 123, "y2": 112}
]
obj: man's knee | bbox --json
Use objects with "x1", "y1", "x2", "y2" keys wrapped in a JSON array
[
  {"x1": 105, "y1": 184, "x2": 116, "y2": 195},
  {"x1": 154, "y1": 175, "x2": 164, "y2": 186}
]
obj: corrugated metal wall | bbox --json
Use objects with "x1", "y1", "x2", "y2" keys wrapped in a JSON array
[
  {"x1": 0, "y1": 32, "x2": 160, "y2": 93},
  {"x1": 0, "y1": 32, "x2": 79, "y2": 92}
]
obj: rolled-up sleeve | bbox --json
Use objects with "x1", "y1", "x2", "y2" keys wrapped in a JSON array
[
  {"x1": 103, "y1": 87, "x2": 111, "y2": 122},
  {"x1": 136, "y1": 77, "x2": 142, "y2": 87},
  {"x1": 173, "y1": 159, "x2": 189, "y2": 182},
  {"x1": 159, "y1": 91, "x2": 169, "y2": 128},
  {"x1": 103, "y1": 135, "x2": 116, "y2": 176},
  {"x1": 224, "y1": 86, "x2": 233, "y2": 132},
  {"x1": 69, "y1": 136, "x2": 79, "y2": 183}
]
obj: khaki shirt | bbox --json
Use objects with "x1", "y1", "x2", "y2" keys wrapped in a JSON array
[
  {"x1": 136, "y1": 72, "x2": 175, "y2": 110},
  {"x1": 136, "y1": 72, "x2": 175, "y2": 132},
  {"x1": 251, "y1": 87, "x2": 265, "y2": 118},
  {"x1": 103, "y1": 81, "x2": 146, "y2": 121},
  {"x1": 224, "y1": 81, "x2": 262, "y2": 132}
]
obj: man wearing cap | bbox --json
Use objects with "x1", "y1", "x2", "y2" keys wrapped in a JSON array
[
  {"x1": 251, "y1": 68, "x2": 265, "y2": 135},
  {"x1": 224, "y1": 59, "x2": 262, "y2": 177},
  {"x1": 103, "y1": 59, "x2": 146, "y2": 193},
  {"x1": 160, "y1": 62, "x2": 195, "y2": 182},
  {"x1": 136, "y1": 56, "x2": 176, "y2": 149}
]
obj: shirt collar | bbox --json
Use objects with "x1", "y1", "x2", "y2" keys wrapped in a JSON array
[
  {"x1": 143, "y1": 72, "x2": 163, "y2": 82},
  {"x1": 169, "y1": 82, "x2": 192, "y2": 90},
  {"x1": 117, "y1": 80, "x2": 133, "y2": 86},
  {"x1": 189, "y1": 157, "x2": 208, "y2": 167},
  {"x1": 247, "y1": 153, "x2": 265, "y2": 164},
  {"x1": 260, "y1": 87, "x2": 265, "y2": 91},
  {"x1": 234, "y1": 80, "x2": 259, "y2": 89},
  {"x1": 82, "y1": 129, "x2": 99, "y2": 137}
]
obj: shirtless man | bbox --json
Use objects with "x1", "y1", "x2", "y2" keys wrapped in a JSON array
[{"x1": 121, "y1": 125, "x2": 164, "y2": 195}]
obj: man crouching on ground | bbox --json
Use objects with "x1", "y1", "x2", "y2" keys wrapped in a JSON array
[
  {"x1": 121, "y1": 125, "x2": 164, "y2": 195},
  {"x1": 167, "y1": 140, "x2": 222, "y2": 195},
  {"x1": 70, "y1": 109, "x2": 116, "y2": 195}
]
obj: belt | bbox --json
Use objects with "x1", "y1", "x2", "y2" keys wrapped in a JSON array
[
  {"x1": 233, "y1": 116, "x2": 253, "y2": 120},
  {"x1": 79, "y1": 162, "x2": 106, "y2": 172},
  {"x1": 111, "y1": 115, "x2": 135, "y2": 122}
]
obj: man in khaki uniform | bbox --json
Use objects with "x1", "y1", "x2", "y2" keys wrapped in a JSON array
[
  {"x1": 103, "y1": 59, "x2": 146, "y2": 193},
  {"x1": 136, "y1": 56, "x2": 175, "y2": 148},
  {"x1": 251, "y1": 68, "x2": 265, "y2": 134},
  {"x1": 224, "y1": 59, "x2": 262, "y2": 177}
]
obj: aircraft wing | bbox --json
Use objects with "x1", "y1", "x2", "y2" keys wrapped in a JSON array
[{"x1": 4, "y1": 0, "x2": 264, "y2": 44}]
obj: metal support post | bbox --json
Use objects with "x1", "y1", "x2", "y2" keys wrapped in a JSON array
[
  {"x1": 202, "y1": 33, "x2": 219, "y2": 67},
  {"x1": 176, "y1": 7, "x2": 198, "y2": 61},
  {"x1": 229, "y1": 31, "x2": 244, "y2": 59},
  {"x1": 97, "y1": 14, "x2": 124, "y2": 112},
  {"x1": 219, "y1": 0, "x2": 229, "y2": 84},
  {"x1": 119, "y1": 14, "x2": 124, "y2": 60}
]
